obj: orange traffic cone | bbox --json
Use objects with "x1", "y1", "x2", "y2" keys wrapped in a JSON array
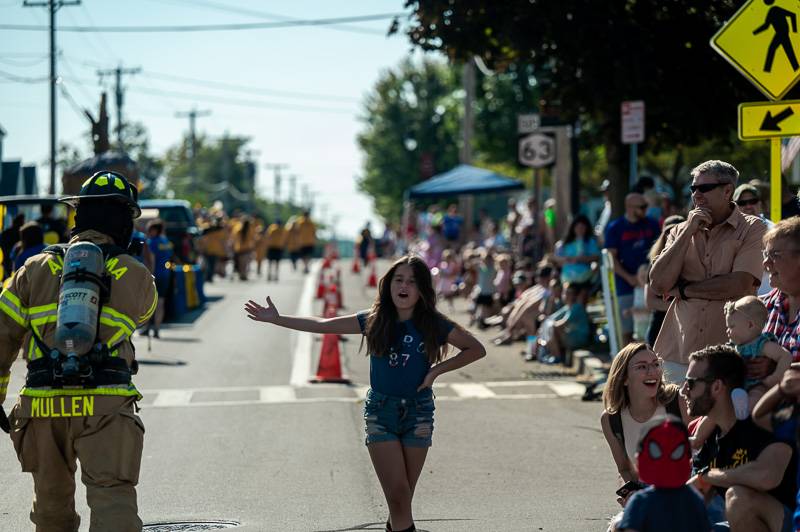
[
  {"x1": 367, "y1": 262, "x2": 377, "y2": 288},
  {"x1": 334, "y1": 273, "x2": 343, "y2": 310},
  {"x1": 316, "y1": 270, "x2": 325, "y2": 299},
  {"x1": 324, "y1": 282, "x2": 339, "y2": 310},
  {"x1": 351, "y1": 257, "x2": 361, "y2": 273},
  {"x1": 322, "y1": 257, "x2": 332, "y2": 270},
  {"x1": 310, "y1": 333, "x2": 350, "y2": 384}
]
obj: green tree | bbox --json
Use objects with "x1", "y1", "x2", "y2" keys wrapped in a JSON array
[
  {"x1": 113, "y1": 122, "x2": 164, "y2": 199},
  {"x1": 399, "y1": 1, "x2": 766, "y2": 212},
  {"x1": 357, "y1": 58, "x2": 462, "y2": 221},
  {"x1": 161, "y1": 133, "x2": 255, "y2": 213},
  {"x1": 474, "y1": 62, "x2": 541, "y2": 165}
]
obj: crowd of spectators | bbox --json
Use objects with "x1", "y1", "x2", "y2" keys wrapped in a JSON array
[
  {"x1": 392, "y1": 158, "x2": 800, "y2": 531},
  {"x1": 599, "y1": 160, "x2": 800, "y2": 532}
]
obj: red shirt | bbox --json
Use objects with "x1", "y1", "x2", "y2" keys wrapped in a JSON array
[{"x1": 762, "y1": 288, "x2": 800, "y2": 361}]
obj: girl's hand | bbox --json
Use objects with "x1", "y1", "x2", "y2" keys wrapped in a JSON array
[
  {"x1": 245, "y1": 296, "x2": 279, "y2": 323},
  {"x1": 417, "y1": 372, "x2": 436, "y2": 392}
]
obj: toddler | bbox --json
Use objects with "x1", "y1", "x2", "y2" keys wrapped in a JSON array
[
  {"x1": 724, "y1": 296, "x2": 791, "y2": 408},
  {"x1": 691, "y1": 295, "x2": 791, "y2": 450}
]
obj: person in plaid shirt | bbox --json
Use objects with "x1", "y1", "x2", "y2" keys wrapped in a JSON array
[{"x1": 761, "y1": 217, "x2": 800, "y2": 361}]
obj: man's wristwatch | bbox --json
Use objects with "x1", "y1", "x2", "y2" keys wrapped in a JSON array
[{"x1": 694, "y1": 465, "x2": 712, "y2": 490}]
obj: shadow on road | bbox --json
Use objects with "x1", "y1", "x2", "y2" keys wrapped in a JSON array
[
  {"x1": 165, "y1": 294, "x2": 225, "y2": 325},
  {"x1": 150, "y1": 337, "x2": 202, "y2": 343},
  {"x1": 137, "y1": 357, "x2": 188, "y2": 366},
  {"x1": 313, "y1": 518, "x2": 475, "y2": 532}
]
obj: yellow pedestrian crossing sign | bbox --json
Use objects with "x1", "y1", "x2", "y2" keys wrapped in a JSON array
[
  {"x1": 711, "y1": 0, "x2": 800, "y2": 100},
  {"x1": 739, "y1": 99, "x2": 800, "y2": 139}
]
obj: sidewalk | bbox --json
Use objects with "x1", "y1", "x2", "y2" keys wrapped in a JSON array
[{"x1": 311, "y1": 258, "x2": 606, "y2": 390}]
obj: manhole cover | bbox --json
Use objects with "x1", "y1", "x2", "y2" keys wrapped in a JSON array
[{"x1": 143, "y1": 520, "x2": 240, "y2": 531}]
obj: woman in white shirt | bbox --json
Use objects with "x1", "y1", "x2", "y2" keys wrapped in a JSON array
[{"x1": 600, "y1": 343, "x2": 688, "y2": 497}]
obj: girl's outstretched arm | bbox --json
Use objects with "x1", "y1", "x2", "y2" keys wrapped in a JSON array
[
  {"x1": 245, "y1": 296, "x2": 362, "y2": 335},
  {"x1": 417, "y1": 326, "x2": 486, "y2": 391}
]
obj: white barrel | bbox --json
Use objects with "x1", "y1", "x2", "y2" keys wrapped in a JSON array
[{"x1": 54, "y1": 242, "x2": 105, "y2": 358}]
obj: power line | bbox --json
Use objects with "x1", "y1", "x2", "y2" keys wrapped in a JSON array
[
  {"x1": 65, "y1": 56, "x2": 359, "y2": 103},
  {"x1": 0, "y1": 69, "x2": 49, "y2": 82},
  {"x1": 125, "y1": 84, "x2": 356, "y2": 114},
  {"x1": 0, "y1": 55, "x2": 49, "y2": 67},
  {"x1": 137, "y1": 70, "x2": 360, "y2": 103},
  {"x1": 142, "y1": 0, "x2": 386, "y2": 35},
  {"x1": 0, "y1": 12, "x2": 405, "y2": 33}
]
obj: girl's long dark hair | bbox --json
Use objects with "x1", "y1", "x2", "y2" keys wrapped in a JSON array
[
  {"x1": 562, "y1": 214, "x2": 592, "y2": 245},
  {"x1": 362, "y1": 254, "x2": 452, "y2": 364}
]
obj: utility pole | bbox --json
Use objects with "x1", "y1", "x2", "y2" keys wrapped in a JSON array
[
  {"x1": 175, "y1": 108, "x2": 211, "y2": 177},
  {"x1": 301, "y1": 184, "x2": 310, "y2": 209},
  {"x1": 460, "y1": 59, "x2": 475, "y2": 165},
  {"x1": 459, "y1": 58, "x2": 476, "y2": 228},
  {"x1": 24, "y1": 0, "x2": 80, "y2": 194},
  {"x1": 97, "y1": 65, "x2": 141, "y2": 151},
  {"x1": 288, "y1": 174, "x2": 297, "y2": 207},
  {"x1": 264, "y1": 163, "x2": 288, "y2": 205}
]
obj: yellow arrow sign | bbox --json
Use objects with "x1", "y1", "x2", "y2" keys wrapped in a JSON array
[
  {"x1": 739, "y1": 99, "x2": 800, "y2": 139},
  {"x1": 712, "y1": 0, "x2": 800, "y2": 101}
]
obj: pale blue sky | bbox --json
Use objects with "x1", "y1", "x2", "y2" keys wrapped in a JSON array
[{"x1": 0, "y1": 0, "x2": 418, "y2": 237}]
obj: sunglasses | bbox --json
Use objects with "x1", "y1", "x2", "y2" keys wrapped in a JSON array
[
  {"x1": 690, "y1": 182, "x2": 727, "y2": 194},
  {"x1": 634, "y1": 204, "x2": 648, "y2": 211},
  {"x1": 683, "y1": 375, "x2": 715, "y2": 391},
  {"x1": 735, "y1": 198, "x2": 760, "y2": 207}
]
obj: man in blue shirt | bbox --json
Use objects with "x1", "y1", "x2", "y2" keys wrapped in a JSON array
[
  {"x1": 144, "y1": 219, "x2": 174, "y2": 338},
  {"x1": 604, "y1": 193, "x2": 659, "y2": 343},
  {"x1": 441, "y1": 204, "x2": 463, "y2": 244}
]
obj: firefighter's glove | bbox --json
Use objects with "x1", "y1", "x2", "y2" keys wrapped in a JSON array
[{"x1": 0, "y1": 406, "x2": 9, "y2": 434}]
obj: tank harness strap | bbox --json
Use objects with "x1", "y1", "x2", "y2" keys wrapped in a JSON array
[{"x1": 27, "y1": 243, "x2": 135, "y2": 389}]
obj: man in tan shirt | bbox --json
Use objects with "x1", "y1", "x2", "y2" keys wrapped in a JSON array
[{"x1": 650, "y1": 160, "x2": 766, "y2": 383}]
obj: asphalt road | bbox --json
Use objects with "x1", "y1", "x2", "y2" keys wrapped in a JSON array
[{"x1": 0, "y1": 259, "x2": 619, "y2": 532}]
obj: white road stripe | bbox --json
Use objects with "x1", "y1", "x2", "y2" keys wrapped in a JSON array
[
  {"x1": 143, "y1": 393, "x2": 559, "y2": 409},
  {"x1": 449, "y1": 383, "x2": 496, "y2": 399},
  {"x1": 289, "y1": 261, "x2": 321, "y2": 387},
  {"x1": 548, "y1": 382, "x2": 587, "y2": 397},
  {"x1": 5, "y1": 380, "x2": 578, "y2": 406},
  {"x1": 259, "y1": 385, "x2": 296, "y2": 403},
  {"x1": 152, "y1": 390, "x2": 194, "y2": 407}
]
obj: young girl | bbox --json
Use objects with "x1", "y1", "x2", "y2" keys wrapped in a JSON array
[
  {"x1": 691, "y1": 295, "x2": 791, "y2": 448},
  {"x1": 435, "y1": 248, "x2": 460, "y2": 311},
  {"x1": 244, "y1": 255, "x2": 486, "y2": 532}
]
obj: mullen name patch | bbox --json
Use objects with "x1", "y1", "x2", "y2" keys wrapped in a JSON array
[{"x1": 30, "y1": 396, "x2": 95, "y2": 418}]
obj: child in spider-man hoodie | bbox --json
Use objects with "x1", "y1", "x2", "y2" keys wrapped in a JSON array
[{"x1": 616, "y1": 415, "x2": 710, "y2": 532}]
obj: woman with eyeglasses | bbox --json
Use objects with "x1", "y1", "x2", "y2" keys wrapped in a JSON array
[
  {"x1": 600, "y1": 343, "x2": 688, "y2": 506},
  {"x1": 733, "y1": 184, "x2": 774, "y2": 296}
]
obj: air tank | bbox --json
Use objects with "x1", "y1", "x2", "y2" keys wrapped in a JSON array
[{"x1": 54, "y1": 241, "x2": 105, "y2": 376}]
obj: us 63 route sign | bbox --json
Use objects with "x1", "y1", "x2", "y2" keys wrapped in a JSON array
[{"x1": 518, "y1": 132, "x2": 556, "y2": 168}]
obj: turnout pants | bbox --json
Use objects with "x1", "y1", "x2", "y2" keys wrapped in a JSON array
[{"x1": 8, "y1": 402, "x2": 144, "y2": 532}]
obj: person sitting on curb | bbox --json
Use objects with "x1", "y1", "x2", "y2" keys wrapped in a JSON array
[{"x1": 685, "y1": 344, "x2": 797, "y2": 532}]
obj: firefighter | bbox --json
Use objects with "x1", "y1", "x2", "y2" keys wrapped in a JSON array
[{"x1": 0, "y1": 170, "x2": 157, "y2": 531}]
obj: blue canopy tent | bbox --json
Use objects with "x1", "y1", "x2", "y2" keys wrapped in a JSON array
[{"x1": 406, "y1": 164, "x2": 524, "y2": 199}]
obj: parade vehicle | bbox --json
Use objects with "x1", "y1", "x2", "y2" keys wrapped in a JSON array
[
  {"x1": 138, "y1": 199, "x2": 199, "y2": 264},
  {"x1": 0, "y1": 195, "x2": 72, "y2": 282}
]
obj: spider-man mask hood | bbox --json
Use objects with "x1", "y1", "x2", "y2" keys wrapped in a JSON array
[{"x1": 637, "y1": 416, "x2": 691, "y2": 488}]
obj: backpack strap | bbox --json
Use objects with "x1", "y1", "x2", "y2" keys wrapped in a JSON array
[
  {"x1": 43, "y1": 243, "x2": 69, "y2": 257},
  {"x1": 609, "y1": 410, "x2": 625, "y2": 447},
  {"x1": 44, "y1": 242, "x2": 128, "y2": 260}
]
